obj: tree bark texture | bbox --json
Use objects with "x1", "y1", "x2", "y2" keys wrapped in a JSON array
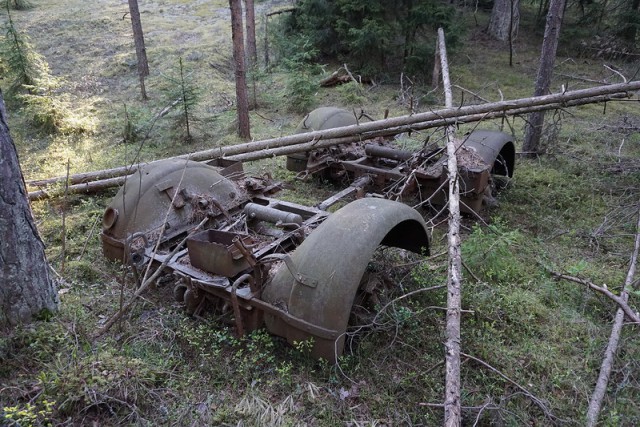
[
  {"x1": 23, "y1": 81, "x2": 640, "y2": 198},
  {"x1": 0, "y1": 91, "x2": 58, "y2": 327},
  {"x1": 522, "y1": 0, "x2": 566, "y2": 154},
  {"x1": 128, "y1": 0, "x2": 149, "y2": 99},
  {"x1": 230, "y1": 0, "x2": 251, "y2": 140},
  {"x1": 488, "y1": 0, "x2": 520, "y2": 42},
  {"x1": 438, "y1": 28, "x2": 463, "y2": 427},
  {"x1": 585, "y1": 211, "x2": 640, "y2": 427},
  {"x1": 244, "y1": 0, "x2": 257, "y2": 66}
]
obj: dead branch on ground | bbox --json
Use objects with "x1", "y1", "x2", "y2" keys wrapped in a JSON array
[
  {"x1": 548, "y1": 271, "x2": 640, "y2": 324},
  {"x1": 461, "y1": 352, "x2": 564, "y2": 423},
  {"x1": 93, "y1": 216, "x2": 208, "y2": 338},
  {"x1": 586, "y1": 209, "x2": 640, "y2": 427},
  {"x1": 319, "y1": 64, "x2": 370, "y2": 87}
]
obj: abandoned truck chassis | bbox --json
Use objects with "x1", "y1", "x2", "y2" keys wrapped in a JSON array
[
  {"x1": 101, "y1": 158, "x2": 431, "y2": 361},
  {"x1": 287, "y1": 107, "x2": 515, "y2": 214},
  {"x1": 100, "y1": 108, "x2": 515, "y2": 361}
]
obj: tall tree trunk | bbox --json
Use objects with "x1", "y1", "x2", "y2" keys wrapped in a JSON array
[
  {"x1": 230, "y1": 0, "x2": 251, "y2": 140},
  {"x1": 522, "y1": 0, "x2": 566, "y2": 155},
  {"x1": 438, "y1": 28, "x2": 463, "y2": 427},
  {"x1": 244, "y1": 0, "x2": 257, "y2": 66},
  {"x1": 0, "y1": 91, "x2": 58, "y2": 327},
  {"x1": 488, "y1": 0, "x2": 520, "y2": 42},
  {"x1": 244, "y1": 0, "x2": 258, "y2": 109},
  {"x1": 128, "y1": 0, "x2": 149, "y2": 100}
]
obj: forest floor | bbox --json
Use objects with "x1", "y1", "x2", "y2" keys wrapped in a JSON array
[{"x1": 1, "y1": 0, "x2": 640, "y2": 426}]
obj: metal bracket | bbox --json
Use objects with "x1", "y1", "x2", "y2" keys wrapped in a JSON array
[{"x1": 261, "y1": 253, "x2": 318, "y2": 288}]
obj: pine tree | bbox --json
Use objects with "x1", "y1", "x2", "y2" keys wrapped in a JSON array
[{"x1": 1, "y1": 3, "x2": 43, "y2": 92}]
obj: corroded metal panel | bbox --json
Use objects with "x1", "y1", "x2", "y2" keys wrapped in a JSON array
[{"x1": 262, "y1": 197, "x2": 430, "y2": 361}]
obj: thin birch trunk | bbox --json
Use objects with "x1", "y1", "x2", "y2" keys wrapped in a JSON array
[{"x1": 438, "y1": 27, "x2": 463, "y2": 427}]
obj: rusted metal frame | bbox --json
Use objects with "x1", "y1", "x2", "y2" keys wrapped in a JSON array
[
  {"x1": 261, "y1": 253, "x2": 318, "y2": 289},
  {"x1": 249, "y1": 196, "x2": 324, "y2": 218},
  {"x1": 248, "y1": 298, "x2": 342, "y2": 340},
  {"x1": 412, "y1": 175, "x2": 450, "y2": 209},
  {"x1": 181, "y1": 264, "x2": 340, "y2": 340},
  {"x1": 181, "y1": 274, "x2": 252, "y2": 305},
  {"x1": 364, "y1": 144, "x2": 413, "y2": 161},
  {"x1": 317, "y1": 175, "x2": 372, "y2": 211},
  {"x1": 244, "y1": 203, "x2": 303, "y2": 227},
  {"x1": 362, "y1": 142, "x2": 446, "y2": 200},
  {"x1": 231, "y1": 237, "x2": 262, "y2": 294},
  {"x1": 250, "y1": 215, "x2": 327, "y2": 261},
  {"x1": 154, "y1": 249, "x2": 231, "y2": 285},
  {"x1": 391, "y1": 149, "x2": 439, "y2": 199},
  {"x1": 245, "y1": 197, "x2": 329, "y2": 260},
  {"x1": 339, "y1": 160, "x2": 406, "y2": 181},
  {"x1": 230, "y1": 273, "x2": 255, "y2": 336}
]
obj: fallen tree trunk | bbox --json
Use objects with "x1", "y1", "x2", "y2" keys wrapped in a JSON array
[
  {"x1": 27, "y1": 81, "x2": 640, "y2": 199},
  {"x1": 28, "y1": 176, "x2": 128, "y2": 201},
  {"x1": 26, "y1": 92, "x2": 634, "y2": 200},
  {"x1": 27, "y1": 90, "x2": 629, "y2": 190}
]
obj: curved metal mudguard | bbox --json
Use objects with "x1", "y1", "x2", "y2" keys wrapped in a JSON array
[
  {"x1": 101, "y1": 159, "x2": 243, "y2": 261},
  {"x1": 464, "y1": 130, "x2": 515, "y2": 178},
  {"x1": 287, "y1": 107, "x2": 360, "y2": 172},
  {"x1": 262, "y1": 198, "x2": 430, "y2": 362},
  {"x1": 295, "y1": 107, "x2": 358, "y2": 133}
]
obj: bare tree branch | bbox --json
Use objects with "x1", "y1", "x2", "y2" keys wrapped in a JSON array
[
  {"x1": 461, "y1": 353, "x2": 564, "y2": 422},
  {"x1": 548, "y1": 271, "x2": 640, "y2": 324}
]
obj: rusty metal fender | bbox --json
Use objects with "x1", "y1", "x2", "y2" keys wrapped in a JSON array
[
  {"x1": 261, "y1": 197, "x2": 430, "y2": 362},
  {"x1": 287, "y1": 107, "x2": 360, "y2": 172},
  {"x1": 295, "y1": 107, "x2": 359, "y2": 133},
  {"x1": 100, "y1": 159, "x2": 244, "y2": 261},
  {"x1": 464, "y1": 130, "x2": 515, "y2": 178}
]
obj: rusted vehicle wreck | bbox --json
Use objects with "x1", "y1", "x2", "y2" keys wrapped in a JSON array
[
  {"x1": 100, "y1": 107, "x2": 515, "y2": 361},
  {"x1": 286, "y1": 107, "x2": 515, "y2": 213}
]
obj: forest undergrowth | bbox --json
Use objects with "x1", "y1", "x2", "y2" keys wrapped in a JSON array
[{"x1": 1, "y1": 0, "x2": 639, "y2": 425}]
